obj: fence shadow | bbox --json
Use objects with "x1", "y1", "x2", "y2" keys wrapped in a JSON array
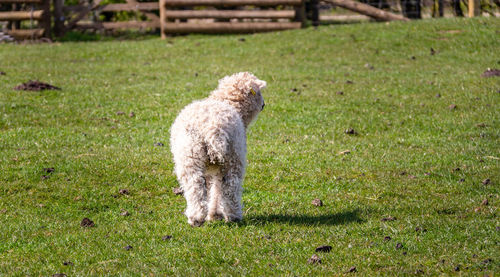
[{"x1": 241, "y1": 209, "x2": 364, "y2": 226}]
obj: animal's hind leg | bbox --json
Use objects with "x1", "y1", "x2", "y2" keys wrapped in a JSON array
[
  {"x1": 176, "y1": 158, "x2": 208, "y2": 227},
  {"x1": 205, "y1": 165, "x2": 223, "y2": 221},
  {"x1": 219, "y1": 160, "x2": 245, "y2": 222}
]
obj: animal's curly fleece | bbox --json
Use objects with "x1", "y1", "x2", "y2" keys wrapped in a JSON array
[{"x1": 170, "y1": 72, "x2": 266, "y2": 227}]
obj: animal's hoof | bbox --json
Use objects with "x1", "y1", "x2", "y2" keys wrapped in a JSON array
[
  {"x1": 206, "y1": 213, "x2": 223, "y2": 221},
  {"x1": 189, "y1": 219, "x2": 205, "y2": 227},
  {"x1": 224, "y1": 215, "x2": 242, "y2": 223}
]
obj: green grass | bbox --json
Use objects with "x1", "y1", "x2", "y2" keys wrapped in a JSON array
[{"x1": 0, "y1": 18, "x2": 499, "y2": 275}]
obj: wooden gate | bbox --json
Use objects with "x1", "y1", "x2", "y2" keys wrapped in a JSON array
[
  {"x1": 159, "y1": 0, "x2": 305, "y2": 37},
  {"x1": 0, "y1": 0, "x2": 51, "y2": 39}
]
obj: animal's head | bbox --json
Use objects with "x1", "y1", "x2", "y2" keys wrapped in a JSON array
[{"x1": 210, "y1": 72, "x2": 267, "y2": 128}]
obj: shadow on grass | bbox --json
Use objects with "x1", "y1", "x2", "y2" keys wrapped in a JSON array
[{"x1": 242, "y1": 209, "x2": 364, "y2": 226}]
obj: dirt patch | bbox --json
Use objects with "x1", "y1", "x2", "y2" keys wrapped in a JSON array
[
  {"x1": 345, "y1": 128, "x2": 357, "y2": 135},
  {"x1": 347, "y1": 266, "x2": 357, "y2": 273},
  {"x1": 308, "y1": 254, "x2": 321, "y2": 264},
  {"x1": 14, "y1": 80, "x2": 61, "y2": 91},
  {"x1": 315, "y1": 245, "x2": 332, "y2": 252},
  {"x1": 312, "y1": 199, "x2": 323, "y2": 207},
  {"x1": 80, "y1": 218, "x2": 95, "y2": 227},
  {"x1": 120, "y1": 210, "x2": 130, "y2": 216},
  {"x1": 381, "y1": 216, "x2": 396, "y2": 222},
  {"x1": 0, "y1": 71, "x2": 6, "y2": 76},
  {"x1": 481, "y1": 68, "x2": 500, "y2": 78},
  {"x1": 415, "y1": 226, "x2": 427, "y2": 232}
]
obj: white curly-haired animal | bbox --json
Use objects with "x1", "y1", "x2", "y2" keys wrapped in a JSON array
[{"x1": 170, "y1": 72, "x2": 266, "y2": 227}]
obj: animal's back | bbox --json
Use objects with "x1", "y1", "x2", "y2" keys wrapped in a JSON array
[{"x1": 170, "y1": 99, "x2": 246, "y2": 165}]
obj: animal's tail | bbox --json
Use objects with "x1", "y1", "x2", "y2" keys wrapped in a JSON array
[{"x1": 205, "y1": 131, "x2": 230, "y2": 164}]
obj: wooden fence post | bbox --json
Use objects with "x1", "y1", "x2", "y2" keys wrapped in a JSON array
[
  {"x1": 159, "y1": 0, "x2": 166, "y2": 38},
  {"x1": 311, "y1": 0, "x2": 319, "y2": 26},
  {"x1": 54, "y1": 0, "x2": 65, "y2": 36},
  {"x1": 468, "y1": 0, "x2": 480, "y2": 17},
  {"x1": 294, "y1": 2, "x2": 306, "y2": 27},
  {"x1": 41, "y1": 0, "x2": 51, "y2": 38}
]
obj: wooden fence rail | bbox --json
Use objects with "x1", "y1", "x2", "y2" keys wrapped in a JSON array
[
  {"x1": 163, "y1": 0, "x2": 302, "y2": 6},
  {"x1": 164, "y1": 10, "x2": 296, "y2": 19},
  {"x1": 0, "y1": 0, "x2": 50, "y2": 39},
  {"x1": 0, "y1": 0, "x2": 42, "y2": 3},
  {"x1": 0, "y1": 10, "x2": 44, "y2": 20}
]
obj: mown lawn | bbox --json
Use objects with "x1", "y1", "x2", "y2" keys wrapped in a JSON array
[{"x1": 0, "y1": 17, "x2": 499, "y2": 275}]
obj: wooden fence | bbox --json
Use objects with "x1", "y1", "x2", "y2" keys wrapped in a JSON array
[
  {"x1": 53, "y1": 0, "x2": 160, "y2": 36},
  {"x1": 159, "y1": 0, "x2": 305, "y2": 37},
  {"x1": 0, "y1": 0, "x2": 50, "y2": 39},
  {"x1": 2, "y1": 0, "x2": 488, "y2": 40}
]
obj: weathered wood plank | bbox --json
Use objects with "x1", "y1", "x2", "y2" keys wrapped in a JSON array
[
  {"x1": 76, "y1": 20, "x2": 159, "y2": 30},
  {"x1": 164, "y1": 10, "x2": 295, "y2": 19},
  {"x1": 0, "y1": 0, "x2": 41, "y2": 3},
  {"x1": 163, "y1": 21, "x2": 301, "y2": 33},
  {"x1": 6, "y1": 28, "x2": 44, "y2": 39},
  {"x1": 100, "y1": 2, "x2": 159, "y2": 12},
  {"x1": 163, "y1": 0, "x2": 303, "y2": 7},
  {"x1": 102, "y1": 20, "x2": 159, "y2": 29},
  {"x1": 0, "y1": 10, "x2": 44, "y2": 21}
]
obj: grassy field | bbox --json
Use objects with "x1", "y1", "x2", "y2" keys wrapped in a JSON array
[{"x1": 0, "y1": 18, "x2": 499, "y2": 275}]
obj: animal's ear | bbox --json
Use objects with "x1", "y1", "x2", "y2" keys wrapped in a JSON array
[{"x1": 255, "y1": 80, "x2": 267, "y2": 90}]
